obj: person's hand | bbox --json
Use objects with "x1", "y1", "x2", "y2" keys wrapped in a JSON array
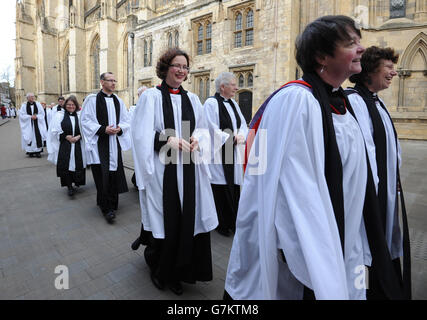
[
  {"x1": 66, "y1": 135, "x2": 74, "y2": 143},
  {"x1": 167, "y1": 137, "x2": 191, "y2": 152},
  {"x1": 105, "y1": 125, "x2": 117, "y2": 135},
  {"x1": 113, "y1": 126, "x2": 121, "y2": 134},
  {"x1": 31, "y1": 115, "x2": 37, "y2": 120},
  {"x1": 190, "y1": 136, "x2": 199, "y2": 152},
  {"x1": 234, "y1": 135, "x2": 245, "y2": 145},
  {"x1": 73, "y1": 135, "x2": 81, "y2": 143}
]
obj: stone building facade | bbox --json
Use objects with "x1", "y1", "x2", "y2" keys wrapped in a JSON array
[{"x1": 15, "y1": 0, "x2": 427, "y2": 138}]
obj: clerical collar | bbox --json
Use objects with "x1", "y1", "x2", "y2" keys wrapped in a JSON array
[
  {"x1": 220, "y1": 95, "x2": 231, "y2": 103},
  {"x1": 163, "y1": 83, "x2": 180, "y2": 94},
  {"x1": 101, "y1": 90, "x2": 113, "y2": 97}
]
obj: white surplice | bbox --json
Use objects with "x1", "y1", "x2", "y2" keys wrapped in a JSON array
[
  {"x1": 19, "y1": 102, "x2": 47, "y2": 153},
  {"x1": 225, "y1": 85, "x2": 371, "y2": 300},
  {"x1": 203, "y1": 96, "x2": 249, "y2": 185},
  {"x1": 348, "y1": 93, "x2": 403, "y2": 259},
  {"x1": 80, "y1": 93, "x2": 131, "y2": 170},
  {"x1": 131, "y1": 87, "x2": 218, "y2": 239},
  {"x1": 47, "y1": 110, "x2": 87, "y2": 169}
]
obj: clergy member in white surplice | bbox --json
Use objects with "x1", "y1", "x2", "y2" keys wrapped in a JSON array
[
  {"x1": 47, "y1": 95, "x2": 87, "y2": 197},
  {"x1": 204, "y1": 72, "x2": 248, "y2": 237},
  {"x1": 130, "y1": 48, "x2": 218, "y2": 296},
  {"x1": 80, "y1": 72, "x2": 131, "y2": 224},
  {"x1": 346, "y1": 46, "x2": 411, "y2": 300},
  {"x1": 225, "y1": 16, "x2": 372, "y2": 300},
  {"x1": 19, "y1": 92, "x2": 47, "y2": 158}
]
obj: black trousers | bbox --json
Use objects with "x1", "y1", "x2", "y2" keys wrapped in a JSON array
[
  {"x1": 91, "y1": 164, "x2": 119, "y2": 213},
  {"x1": 211, "y1": 184, "x2": 240, "y2": 232}
]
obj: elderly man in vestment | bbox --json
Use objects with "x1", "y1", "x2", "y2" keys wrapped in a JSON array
[{"x1": 19, "y1": 93, "x2": 47, "y2": 158}]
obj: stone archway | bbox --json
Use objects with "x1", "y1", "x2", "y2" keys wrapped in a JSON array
[{"x1": 398, "y1": 32, "x2": 427, "y2": 111}]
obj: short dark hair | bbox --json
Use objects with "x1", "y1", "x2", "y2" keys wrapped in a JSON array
[
  {"x1": 64, "y1": 95, "x2": 80, "y2": 111},
  {"x1": 58, "y1": 96, "x2": 65, "y2": 101},
  {"x1": 349, "y1": 46, "x2": 399, "y2": 84},
  {"x1": 296, "y1": 15, "x2": 361, "y2": 73},
  {"x1": 156, "y1": 48, "x2": 190, "y2": 81},
  {"x1": 100, "y1": 72, "x2": 114, "y2": 81}
]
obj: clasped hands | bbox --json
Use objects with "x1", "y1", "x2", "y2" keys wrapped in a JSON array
[
  {"x1": 167, "y1": 136, "x2": 199, "y2": 152},
  {"x1": 66, "y1": 134, "x2": 81, "y2": 144},
  {"x1": 105, "y1": 125, "x2": 121, "y2": 135},
  {"x1": 234, "y1": 135, "x2": 245, "y2": 145}
]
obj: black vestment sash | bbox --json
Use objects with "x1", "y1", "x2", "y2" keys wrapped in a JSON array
[
  {"x1": 57, "y1": 111, "x2": 84, "y2": 181},
  {"x1": 345, "y1": 86, "x2": 411, "y2": 299},
  {"x1": 354, "y1": 84, "x2": 388, "y2": 230},
  {"x1": 26, "y1": 102, "x2": 43, "y2": 148},
  {"x1": 158, "y1": 80, "x2": 197, "y2": 269},
  {"x1": 302, "y1": 73, "x2": 346, "y2": 255},
  {"x1": 95, "y1": 91, "x2": 128, "y2": 194}
]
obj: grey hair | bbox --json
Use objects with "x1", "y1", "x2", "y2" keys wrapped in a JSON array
[
  {"x1": 26, "y1": 92, "x2": 35, "y2": 98},
  {"x1": 100, "y1": 72, "x2": 114, "y2": 80},
  {"x1": 137, "y1": 86, "x2": 148, "y2": 97},
  {"x1": 215, "y1": 72, "x2": 236, "y2": 93}
]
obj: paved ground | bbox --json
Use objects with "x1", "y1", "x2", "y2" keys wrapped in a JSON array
[{"x1": 0, "y1": 118, "x2": 426, "y2": 300}]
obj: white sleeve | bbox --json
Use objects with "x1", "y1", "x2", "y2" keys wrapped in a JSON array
[
  {"x1": 131, "y1": 90, "x2": 156, "y2": 190},
  {"x1": 117, "y1": 97, "x2": 132, "y2": 151},
  {"x1": 47, "y1": 111, "x2": 64, "y2": 164},
  {"x1": 19, "y1": 104, "x2": 33, "y2": 144},
  {"x1": 80, "y1": 95, "x2": 101, "y2": 152}
]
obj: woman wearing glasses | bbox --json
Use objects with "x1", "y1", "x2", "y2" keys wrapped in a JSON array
[
  {"x1": 131, "y1": 48, "x2": 218, "y2": 295},
  {"x1": 47, "y1": 95, "x2": 86, "y2": 197}
]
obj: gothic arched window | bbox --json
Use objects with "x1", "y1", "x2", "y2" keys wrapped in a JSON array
[
  {"x1": 235, "y1": 13, "x2": 243, "y2": 48},
  {"x1": 247, "y1": 72, "x2": 253, "y2": 88},
  {"x1": 64, "y1": 45, "x2": 70, "y2": 92},
  {"x1": 144, "y1": 39, "x2": 148, "y2": 67},
  {"x1": 197, "y1": 25, "x2": 204, "y2": 55},
  {"x1": 206, "y1": 23, "x2": 212, "y2": 54},
  {"x1": 168, "y1": 33, "x2": 173, "y2": 48},
  {"x1": 245, "y1": 10, "x2": 254, "y2": 46},
  {"x1": 175, "y1": 31, "x2": 179, "y2": 48},
  {"x1": 91, "y1": 36, "x2": 100, "y2": 90}
]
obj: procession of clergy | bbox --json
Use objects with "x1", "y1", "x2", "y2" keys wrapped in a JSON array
[{"x1": 18, "y1": 15, "x2": 411, "y2": 300}]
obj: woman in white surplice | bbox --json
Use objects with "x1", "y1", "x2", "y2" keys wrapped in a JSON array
[
  {"x1": 225, "y1": 15, "x2": 373, "y2": 300},
  {"x1": 131, "y1": 48, "x2": 218, "y2": 296},
  {"x1": 47, "y1": 95, "x2": 87, "y2": 197},
  {"x1": 346, "y1": 46, "x2": 411, "y2": 300}
]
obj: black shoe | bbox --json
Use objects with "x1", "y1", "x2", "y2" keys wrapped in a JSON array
[
  {"x1": 35, "y1": 153, "x2": 41, "y2": 158},
  {"x1": 105, "y1": 211, "x2": 115, "y2": 223},
  {"x1": 67, "y1": 187, "x2": 75, "y2": 197},
  {"x1": 168, "y1": 281, "x2": 183, "y2": 296},
  {"x1": 29, "y1": 153, "x2": 34, "y2": 158},
  {"x1": 131, "y1": 237, "x2": 142, "y2": 251},
  {"x1": 150, "y1": 272, "x2": 165, "y2": 291}
]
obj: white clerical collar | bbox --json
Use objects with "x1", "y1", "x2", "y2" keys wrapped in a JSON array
[
  {"x1": 102, "y1": 90, "x2": 113, "y2": 97},
  {"x1": 221, "y1": 95, "x2": 231, "y2": 102},
  {"x1": 332, "y1": 87, "x2": 340, "y2": 92}
]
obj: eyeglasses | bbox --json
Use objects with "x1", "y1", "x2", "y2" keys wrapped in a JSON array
[
  {"x1": 169, "y1": 64, "x2": 190, "y2": 72},
  {"x1": 103, "y1": 79, "x2": 118, "y2": 83}
]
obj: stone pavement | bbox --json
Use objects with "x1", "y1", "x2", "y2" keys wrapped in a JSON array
[{"x1": 0, "y1": 118, "x2": 426, "y2": 300}]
